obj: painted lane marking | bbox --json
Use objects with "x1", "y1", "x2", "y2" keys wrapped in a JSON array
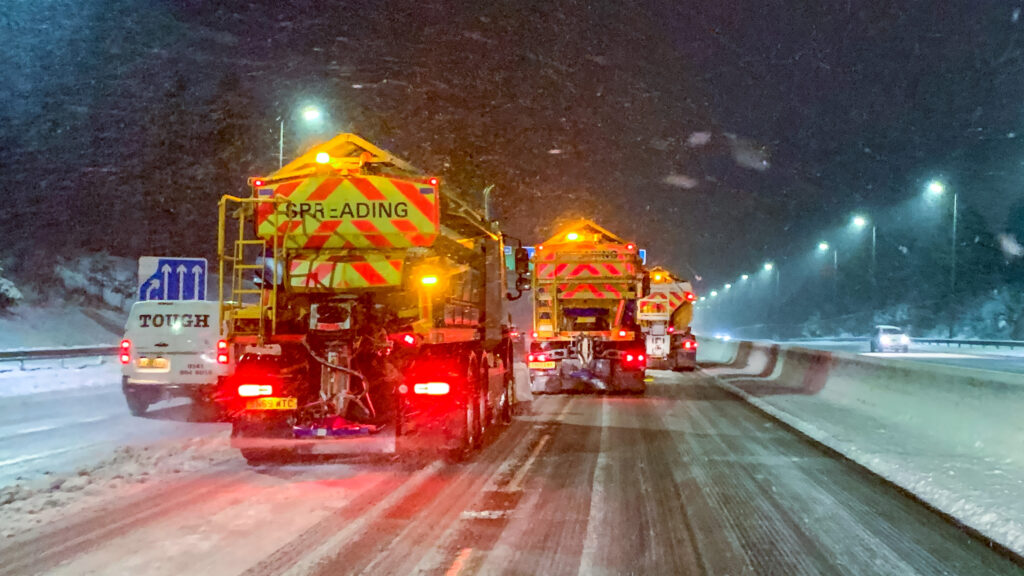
[
  {"x1": 444, "y1": 547, "x2": 474, "y2": 576},
  {"x1": 503, "y1": 433, "x2": 551, "y2": 493}
]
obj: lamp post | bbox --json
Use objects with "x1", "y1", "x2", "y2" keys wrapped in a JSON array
[
  {"x1": 279, "y1": 105, "x2": 324, "y2": 168},
  {"x1": 927, "y1": 180, "x2": 958, "y2": 337},
  {"x1": 818, "y1": 241, "x2": 838, "y2": 298},
  {"x1": 851, "y1": 214, "x2": 876, "y2": 287}
]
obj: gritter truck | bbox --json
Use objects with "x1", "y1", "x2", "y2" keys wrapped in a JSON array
[
  {"x1": 216, "y1": 134, "x2": 527, "y2": 464},
  {"x1": 637, "y1": 266, "x2": 697, "y2": 371},
  {"x1": 527, "y1": 221, "x2": 648, "y2": 394}
]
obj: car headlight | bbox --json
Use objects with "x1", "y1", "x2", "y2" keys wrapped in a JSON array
[
  {"x1": 900, "y1": 335, "x2": 910, "y2": 345},
  {"x1": 880, "y1": 335, "x2": 893, "y2": 345}
]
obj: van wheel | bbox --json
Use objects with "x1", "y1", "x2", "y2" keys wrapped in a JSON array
[{"x1": 124, "y1": 391, "x2": 151, "y2": 417}]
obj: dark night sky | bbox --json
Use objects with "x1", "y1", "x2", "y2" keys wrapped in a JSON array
[{"x1": 3, "y1": 0, "x2": 1023, "y2": 291}]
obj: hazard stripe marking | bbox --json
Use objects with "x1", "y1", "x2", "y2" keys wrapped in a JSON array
[
  {"x1": 352, "y1": 220, "x2": 392, "y2": 248},
  {"x1": 392, "y1": 179, "x2": 438, "y2": 225},
  {"x1": 351, "y1": 261, "x2": 388, "y2": 285},
  {"x1": 307, "y1": 177, "x2": 344, "y2": 202},
  {"x1": 303, "y1": 220, "x2": 343, "y2": 250},
  {"x1": 351, "y1": 177, "x2": 388, "y2": 201}
]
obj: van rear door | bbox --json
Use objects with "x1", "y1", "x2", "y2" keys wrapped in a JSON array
[{"x1": 122, "y1": 301, "x2": 227, "y2": 385}]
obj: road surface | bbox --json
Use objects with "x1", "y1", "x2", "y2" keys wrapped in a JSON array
[
  {"x1": 0, "y1": 370, "x2": 1018, "y2": 575},
  {"x1": 0, "y1": 382, "x2": 226, "y2": 486}
]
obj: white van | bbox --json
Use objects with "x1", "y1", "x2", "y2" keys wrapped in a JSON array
[{"x1": 120, "y1": 300, "x2": 233, "y2": 416}]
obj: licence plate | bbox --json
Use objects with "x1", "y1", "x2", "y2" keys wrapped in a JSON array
[
  {"x1": 137, "y1": 357, "x2": 169, "y2": 369},
  {"x1": 528, "y1": 361, "x2": 556, "y2": 369},
  {"x1": 246, "y1": 397, "x2": 298, "y2": 410}
]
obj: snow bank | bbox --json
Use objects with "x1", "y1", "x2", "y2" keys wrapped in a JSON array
[
  {"x1": 0, "y1": 361, "x2": 121, "y2": 397},
  {"x1": 702, "y1": 341, "x2": 1024, "y2": 559},
  {"x1": 0, "y1": 434, "x2": 233, "y2": 538},
  {"x1": 0, "y1": 305, "x2": 123, "y2": 349}
]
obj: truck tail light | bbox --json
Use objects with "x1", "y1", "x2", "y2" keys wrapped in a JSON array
[
  {"x1": 684, "y1": 340, "x2": 697, "y2": 350},
  {"x1": 528, "y1": 354, "x2": 547, "y2": 362},
  {"x1": 618, "y1": 330, "x2": 628, "y2": 337},
  {"x1": 238, "y1": 384, "x2": 273, "y2": 397},
  {"x1": 413, "y1": 382, "x2": 450, "y2": 395},
  {"x1": 217, "y1": 340, "x2": 230, "y2": 364},
  {"x1": 119, "y1": 339, "x2": 132, "y2": 364},
  {"x1": 684, "y1": 291, "x2": 696, "y2": 302}
]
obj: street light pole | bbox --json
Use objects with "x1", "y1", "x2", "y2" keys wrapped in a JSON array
[
  {"x1": 949, "y1": 192, "x2": 958, "y2": 337},
  {"x1": 279, "y1": 118, "x2": 285, "y2": 169},
  {"x1": 871, "y1": 225, "x2": 877, "y2": 286}
]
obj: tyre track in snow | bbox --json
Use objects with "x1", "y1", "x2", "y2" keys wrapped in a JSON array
[
  {"x1": 0, "y1": 463, "x2": 247, "y2": 576},
  {"x1": 1, "y1": 372, "x2": 1021, "y2": 575}
]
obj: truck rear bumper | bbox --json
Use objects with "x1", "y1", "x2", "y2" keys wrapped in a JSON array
[
  {"x1": 230, "y1": 430, "x2": 398, "y2": 455},
  {"x1": 122, "y1": 380, "x2": 219, "y2": 401}
]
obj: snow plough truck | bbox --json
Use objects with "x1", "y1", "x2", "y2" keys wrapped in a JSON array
[
  {"x1": 216, "y1": 134, "x2": 527, "y2": 464},
  {"x1": 637, "y1": 266, "x2": 697, "y2": 371},
  {"x1": 527, "y1": 221, "x2": 648, "y2": 394}
]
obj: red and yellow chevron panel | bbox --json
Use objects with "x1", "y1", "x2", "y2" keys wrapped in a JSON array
[
  {"x1": 254, "y1": 175, "x2": 439, "y2": 250},
  {"x1": 555, "y1": 282, "x2": 630, "y2": 299},
  {"x1": 288, "y1": 254, "x2": 404, "y2": 290},
  {"x1": 536, "y1": 261, "x2": 636, "y2": 280}
]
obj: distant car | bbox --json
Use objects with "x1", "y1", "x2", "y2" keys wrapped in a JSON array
[{"x1": 870, "y1": 325, "x2": 910, "y2": 353}]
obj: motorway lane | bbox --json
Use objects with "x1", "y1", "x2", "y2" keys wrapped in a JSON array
[
  {"x1": 0, "y1": 370, "x2": 1019, "y2": 575},
  {"x1": 0, "y1": 382, "x2": 227, "y2": 485}
]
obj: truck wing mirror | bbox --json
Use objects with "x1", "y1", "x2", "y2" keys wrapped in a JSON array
[{"x1": 514, "y1": 247, "x2": 530, "y2": 275}]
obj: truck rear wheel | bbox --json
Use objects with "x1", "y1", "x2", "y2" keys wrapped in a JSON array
[
  {"x1": 446, "y1": 357, "x2": 483, "y2": 461},
  {"x1": 124, "y1": 391, "x2": 151, "y2": 416}
]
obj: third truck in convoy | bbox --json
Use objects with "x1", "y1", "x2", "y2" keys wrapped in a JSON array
[
  {"x1": 637, "y1": 266, "x2": 697, "y2": 371},
  {"x1": 527, "y1": 221, "x2": 648, "y2": 394}
]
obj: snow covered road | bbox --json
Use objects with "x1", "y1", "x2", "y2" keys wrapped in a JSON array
[
  {"x1": 0, "y1": 371, "x2": 1018, "y2": 575},
  {"x1": 785, "y1": 340, "x2": 1024, "y2": 374},
  {"x1": 0, "y1": 376, "x2": 227, "y2": 486}
]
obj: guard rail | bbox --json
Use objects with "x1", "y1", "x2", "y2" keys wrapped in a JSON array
[
  {"x1": 781, "y1": 337, "x2": 1024, "y2": 350},
  {"x1": 0, "y1": 346, "x2": 119, "y2": 370}
]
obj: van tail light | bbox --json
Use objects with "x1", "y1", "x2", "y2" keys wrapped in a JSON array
[
  {"x1": 119, "y1": 339, "x2": 132, "y2": 364},
  {"x1": 217, "y1": 340, "x2": 229, "y2": 364},
  {"x1": 238, "y1": 384, "x2": 273, "y2": 397},
  {"x1": 683, "y1": 340, "x2": 697, "y2": 350},
  {"x1": 413, "y1": 382, "x2": 450, "y2": 395}
]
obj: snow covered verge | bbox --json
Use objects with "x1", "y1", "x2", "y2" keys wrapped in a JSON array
[
  {"x1": 699, "y1": 339, "x2": 1024, "y2": 560},
  {"x1": 0, "y1": 433, "x2": 234, "y2": 538},
  {"x1": 0, "y1": 360, "x2": 121, "y2": 397}
]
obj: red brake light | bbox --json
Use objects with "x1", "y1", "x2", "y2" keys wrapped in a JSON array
[
  {"x1": 402, "y1": 334, "x2": 416, "y2": 346},
  {"x1": 618, "y1": 330, "x2": 627, "y2": 337},
  {"x1": 217, "y1": 340, "x2": 230, "y2": 364},
  {"x1": 537, "y1": 354, "x2": 547, "y2": 362},
  {"x1": 120, "y1": 339, "x2": 132, "y2": 350},
  {"x1": 626, "y1": 354, "x2": 635, "y2": 362},
  {"x1": 668, "y1": 326, "x2": 675, "y2": 334},
  {"x1": 685, "y1": 291, "x2": 696, "y2": 302},
  {"x1": 119, "y1": 354, "x2": 131, "y2": 364},
  {"x1": 532, "y1": 331, "x2": 539, "y2": 339},
  {"x1": 238, "y1": 384, "x2": 273, "y2": 397},
  {"x1": 119, "y1": 339, "x2": 131, "y2": 364},
  {"x1": 626, "y1": 243, "x2": 636, "y2": 251},
  {"x1": 253, "y1": 179, "x2": 265, "y2": 187},
  {"x1": 638, "y1": 354, "x2": 645, "y2": 362},
  {"x1": 413, "y1": 382, "x2": 450, "y2": 395},
  {"x1": 428, "y1": 177, "x2": 439, "y2": 187}
]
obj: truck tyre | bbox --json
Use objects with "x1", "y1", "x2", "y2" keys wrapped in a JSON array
[
  {"x1": 124, "y1": 390, "x2": 151, "y2": 417},
  {"x1": 447, "y1": 357, "x2": 482, "y2": 461}
]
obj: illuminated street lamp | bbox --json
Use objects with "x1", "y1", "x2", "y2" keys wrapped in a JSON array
[
  {"x1": 710, "y1": 290, "x2": 719, "y2": 297},
  {"x1": 724, "y1": 283, "x2": 732, "y2": 290},
  {"x1": 280, "y1": 105, "x2": 325, "y2": 168},
  {"x1": 741, "y1": 274, "x2": 749, "y2": 281},
  {"x1": 763, "y1": 261, "x2": 779, "y2": 296},
  {"x1": 817, "y1": 241, "x2": 830, "y2": 252},
  {"x1": 925, "y1": 179, "x2": 958, "y2": 336},
  {"x1": 763, "y1": 262, "x2": 773, "y2": 272}
]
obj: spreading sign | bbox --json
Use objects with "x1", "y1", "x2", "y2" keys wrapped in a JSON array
[{"x1": 137, "y1": 257, "x2": 208, "y2": 301}]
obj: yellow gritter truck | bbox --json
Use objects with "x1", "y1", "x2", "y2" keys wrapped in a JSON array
[{"x1": 215, "y1": 134, "x2": 527, "y2": 464}]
